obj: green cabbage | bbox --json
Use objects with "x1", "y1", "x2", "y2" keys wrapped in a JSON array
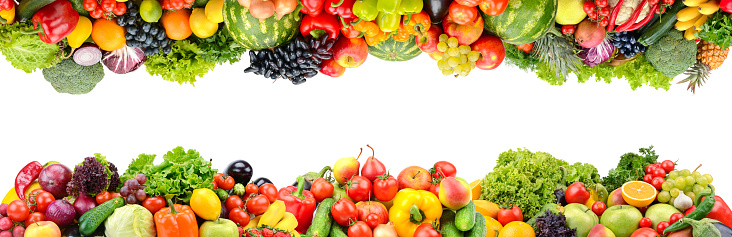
[{"x1": 104, "y1": 205, "x2": 156, "y2": 237}]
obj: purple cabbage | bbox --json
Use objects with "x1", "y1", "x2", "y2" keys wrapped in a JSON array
[
  {"x1": 102, "y1": 46, "x2": 146, "y2": 74},
  {"x1": 579, "y1": 37, "x2": 615, "y2": 67}
]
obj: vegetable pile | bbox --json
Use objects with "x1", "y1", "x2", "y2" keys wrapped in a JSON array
[{"x1": 0, "y1": 0, "x2": 730, "y2": 93}]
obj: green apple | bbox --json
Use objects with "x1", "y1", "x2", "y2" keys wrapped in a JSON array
[
  {"x1": 564, "y1": 203, "x2": 599, "y2": 237},
  {"x1": 645, "y1": 204, "x2": 681, "y2": 230},
  {"x1": 600, "y1": 205, "x2": 643, "y2": 237},
  {"x1": 200, "y1": 218, "x2": 239, "y2": 237}
]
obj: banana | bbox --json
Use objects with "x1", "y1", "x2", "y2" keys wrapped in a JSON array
[
  {"x1": 684, "y1": 0, "x2": 709, "y2": 6},
  {"x1": 698, "y1": 0, "x2": 720, "y2": 14},
  {"x1": 677, "y1": 6, "x2": 703, "y2": 21},
  {"x1": 694, "y1": 15, "x2": 709, "y2": 30},
  {"x1": 274, "y1": 212, "x2": 299, "y2": 232},
  {"x1": 685, "y1": 27, "x2": 698, "y2": 40},
  {"x1": 258, "y1": 200, "x2": 287, "y2": 227},
  {"x1": 244, "y1": 216, "x2": 262, "y2": 230},
  {"x1": 676, "y1": 15, "x2": 702, "y2": 30}
]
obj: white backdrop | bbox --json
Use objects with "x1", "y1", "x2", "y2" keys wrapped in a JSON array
[{"x1": 1, "y1": 52, "x2": 731, "y2": 198}]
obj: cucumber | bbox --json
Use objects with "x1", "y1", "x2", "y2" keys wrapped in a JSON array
[
  {"x1": 328, "y1": 223, "x2": 348, "y2": 237},
  {"x1": 16, "y1": 0, "x2": 57, "y2": 22},
  {"x1": 638, "y1": 0, "x2": 685, "y2": 46},
  {"x1": 79, "y1": 197, "x2": 125, "y2": 236},
  {"x1": 465, "y1": 213, "x2": 486, "y2": 237},
  {"x1": 455, "y1": 201, "x2": 476, "y2": 231},
  {"x1": 440, "y1": 209, "x2": 464, "y2": 237},
  {"x1": 307, "y1": 198, "x2": 336, "y2": 237},
  {"x1": 68, "y1": 0, "x2": 90, "y2": 17}
]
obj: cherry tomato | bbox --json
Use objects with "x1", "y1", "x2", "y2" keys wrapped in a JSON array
[
  {"x1": 170, "y1": 0, "x2": 184, "y2": 9},
  {"x1": 662, "y1": 0, "x2": 673, "y2": 4},
  {"x1": 101, "y1": 0, "x2": 115, "y2": 12},
  {"x1": 347, "y1": 221, "x2": 373, "y2": 237},
  {"x1": 225, "y1": 195, "x2": 245, "y2": 211},
  {"x1": 246, "y1": 195, "x2": 270, "y2": 215},
  {"x1": 432, "y1": 161, "x2": 457, "y2": 179},
  {"x1": 259, "y1": 183, "x2": 278, "y2": 203},
  {"x1": 448, "y1": 1, "x2": 478, "y2": 25},
  {"x1": 331, "y1": 198, "x2": 358, "y2": 226},
  {"x1": 515, "y1": 43, "x2": 533, "y2": 53},
  {"x1": 217, "y1": 175, "x2": 236, "y2": 190},
  {"x1": 97, "y1": 191, "x2": 114, "y2": 205},
  {"x1": 373, "y1": 175, "x2": 398, "y2": 202},
  {"x1": 657, "y1": 221, "x2": 670, "y2": 235},
  {"x1": 639, "y1": 217, "x2": 653, "y2": 228},
  {"x1": 592, "y1": 201, "x2": 607, "y2": 216},
  {"x1": 652, "y1": 168, "x2": 666, "y2": 178},
  {"x1": 90, "y1": 7, "x2": 104, "y2": 18},
  {"x1": 365, "y1": 213, "x2": 380, "y2": 229},
  {"x1": 565, "y1": 182, "x2": 591, "y2": 204},
  {"x1": 31, "y1": 191, "x2": 55, "y2": 213},
  {"x1": 669, "y1": 212, "x2": 684, "y2": 224},
  {"x1": 645, "y1": 165, "x2": 656, "y2": 175},
  {"x1": 229, "y1": 207, "x2": 251, "y2": 227},
  {"x1": 7, "y1": 200, "x2": 29, "y2": 222},
  {"x1": 346, "y1": 176, "x2": 373, "y2": 202},
  {"x1": 643, "y1": 174, "x2": 654, "y2": 184},
  {"x1": 428, "y1": 183, "x2": 440, "y2": 197},
  {"x1": 599, "y1": 18, "x2": 609, "y2": 27},
  {"x1": 651, "y1": 177, "x2": 665, "y2": 190},
  {"x1": 497, "y1": 205, "x2": 522, "y2": 226},
  {"x1": 595, "y1": 0, "x2": 608, "y2": 7},
  {"x1": 83, "y1": 0, "x2": 97, "y2": 12},
  {"x1": 414, "y1": 223, "x2": 442, "y2": 237},
  {"x1": 24, "y1": 212, "x2": 46, "y2": 227},
  {"x1": 142, "y1": 196, "x2": 166, "y2": 214},
  {"x1": 212, "y1": 180, "x2": 218, "y2": 190},
  {"x1": 587, "y1": 10, "x2": 598, "y2": 20},
  {"x1": 598, "y1": 6, "x2": 610, "y2": 17},
  {"x1": 311, "y1": 178, "x2": 334, "y2": 202},
  {"x1": 661, "y1": 160, "x2": 675, "y2": 173},
  {"x1": 562, "y1": 25, "x2": 576, "y2": 35},
  {"x1": 112, "y1": 2, "x2": 126, "y2": 16},
  {"x1": 583, "y1": 0, "x2": 596, "y2": 14},
  {"x1": 245, "y1": 184, "x2": 259, "y2": 195}
]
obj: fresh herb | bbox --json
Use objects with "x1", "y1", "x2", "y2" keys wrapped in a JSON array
[
  {"x1": 698, "y1": 12, "x2": 732, "y2": 49},
  {"x1": 194, "y1": 27, "x2": 247, "y2": 65},
  {"x1": 535, "y1": 210, "x2": 576, "y2": 237},
  {"x1": 601, "y1": 146, "x2": 659, "y2": 192},
  {"x1": 144, "y1": 40, "x2": 216, "y2": 85},
  {"x1": 119, "y1": 146, "x2": 217, "y2": 203},
  {"x1": 502, "y1": 42, "x2": 539, "y2": 72},
  {"x1": 0, "y1": 22, "x2": 62, "y2": 73}
]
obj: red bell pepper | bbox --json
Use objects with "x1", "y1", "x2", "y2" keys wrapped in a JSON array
[
  {"x1": 22, "y1": 0, "x2": 79, "y2": 44},
  {"x1": 301, "y1": 13, "x2": 341, "y2": 40},
  {"x1": 685, "y1": 196, "x2": 732, "y2": 228},
  {"x1": 325, "y1": 0, "x2": 356, "y2": 18},
  {"x1": 341, "y1": 17, "x2": 361, "y2": 39},
  {"x1": 300, "y1": 0, "x2": 326, "y2": 16},
  {"x1": 277, "y1": 176, "x2": 317, "y2": 234}
]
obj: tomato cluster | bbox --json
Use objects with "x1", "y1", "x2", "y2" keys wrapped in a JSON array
[
  {"x1": 160, "y1": 0, "x2": 194, "y2": 11},
  {"x1": 643, "y1": 160, "x2": 675, "y2": 190},
  {"x1": 83, "y1": 0, "x2": 127, "y2": 19},
  {"x1": 650, "y1": 0, "x2": 676, "y2": 14},
  {"x1": 3, "y1": 189, "x2": 56, "y2": 231},
  {"x1": 583, "y1": 0, "x2": 610, "y2": 27},
  {"x1": 224, "y1": 183, "x2": 278, "y2": 226}
]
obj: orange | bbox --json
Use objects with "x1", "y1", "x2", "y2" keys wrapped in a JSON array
[
  {"x1": 497, "y1": 221, "x2": 535, "y2": 237},
  {"x1": 621, "y1": 181, "x2": 657, "y2": 208},
  {"x1": 161, "y1": 9, "x2": 193, "y2": 40},
  {"x1": 470, "y1": 179, "x2": 482, "y2": 200},
  {"x1": 485, "y1": 216, "x2": 503, "y2": 237},
  {"x1": 91, "y1": 18, "x2": 126, "y2": 51}
]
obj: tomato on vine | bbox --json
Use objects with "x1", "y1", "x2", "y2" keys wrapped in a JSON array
[
  {"x1": 345, "y1": 176, "x2": 372, "y2": 202},
  {"x1": 347, "y1": 221, "x2": 373, "y2": 237},
  {"x1": 373, "y1": 174, "x2": 398, "y2": 202},
  {"x1": 331, "y1": 198, "x2": 358, "y2": 226}
]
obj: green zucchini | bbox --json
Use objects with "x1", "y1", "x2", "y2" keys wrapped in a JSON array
[
  {"x1": 328, "y1": 223, "x2": 348, "y2": 237},
  {"x1": 455, "y1": 201, "x2": 476, "y2": 231},
  {"x1": 16, "y1": 0, "x2": 57, "y2": 22},
  {"x1": 638, "y1": 0, "x2": 685, "y2": 46},
  {"x1": 79, "y1": 197, "x2": 125, "y2": 236},
  {"x1": 307, "y1": 198, "x2": 336, "y2": 237},
  {"x1": 440, "y1": 209, "x2": 464, "y2": 237},
  {"x1": 465, "y1": 213, "x2": 487, "y2": 237},
  {"x1": 68, "y1": 0, "x2": 90, "y2": 17}
]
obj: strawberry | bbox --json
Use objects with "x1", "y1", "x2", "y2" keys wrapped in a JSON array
[
  {"x1": 261, "y1": 228, "x2": 274, "y2": 237},
  {"x1": 274, "y1": 231, "x2": 291, "y2": 237}
]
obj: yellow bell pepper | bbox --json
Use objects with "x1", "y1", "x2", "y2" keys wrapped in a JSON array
[
  {"x1": 190, "y1": 188, "x2": 221, "y2": 221},
  {"x1": 67, "y1": 16, "x2": 93, "y2": 48},
  {"x1": 0, "y1": 3, "x2": 15, "y2": 24},
  {"x1": 388, "y1": 189, "x2": 442, "y2": 237},
  {"x1": 189, "y1": 8, "x2": 218, "y2": 38}
]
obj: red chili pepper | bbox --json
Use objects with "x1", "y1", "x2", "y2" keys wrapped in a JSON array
[
  {"x1": 301, "y1": 13, "x2": 341, "y2": 40},
  {"x1": 21, "y1": 0, "x2": 79, "y2": 44},
  {"x1": 15, "y1": 161, "x2": 43, "y2": 201},
  {"x1": 277, "y1": 176, "x2": 317, "y2": 233},
  {"x1": 616, "y1": 0, "x2": 648, "y2": 32},
  {"x1": 607, "y1": 0, "x2": 625, "y2": 32},
  {"x1": 623, "y1": 3, "x2": 658, "y2": 31},
  {"x1": 300, "y1": 0, "x2": 326, "y2": 16},
  {"x1": 325, "y1": 0, "x2": 356, "y2": 19},
  {"x1": 341, "y1": 17, "x2": 362, "y2": 39}
]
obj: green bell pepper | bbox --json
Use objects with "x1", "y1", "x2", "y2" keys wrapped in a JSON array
[
  {"x1": 376, "y1": 11, "x2": 400, "y2": 32},
  {"x1": 396, "y1": 0, "x2": 422, "y2": 15},
  {"x1": 376, "y1": 0, "x2": 401, "y2": 14},
  {"x1": 353, "y1": 0, "x2": 379, "y2": 21}
]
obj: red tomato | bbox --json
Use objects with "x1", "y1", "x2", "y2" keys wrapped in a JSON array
[
  {"x1": 651, "y1": 177, "x2": 665, "y2": 190},
  {"x1": 311, "y1": 178, "x2": 335, "y2": 202},
  {"x1": 515, "y1": 43, "x2": 533, "y2": 53},
  {"x1": 661, "y1": 160, "x2": 675, "y2": 173},
  {"x1": 229, "y1": 207, "x2": 251, "y2": 227},
  {"x1": 226, "y1": 195, "x2": 245, "y2": 211},
  {"x1": 596, "y1": 0, "x2": 608, "y2": 7},
  {"x1": 639, "y1": 217, "x2": 652, "y2": 228},
  {"x1": 448, "y1": 1, "x2": 477, "y2": 25},
  {"x1": 259, "y1": 184, "x2": 278, "y2": 203},
  {"x1": 142, "y1": 196, "x2": 166, "y2": 214},
  {"x1": 565, "y1": 182, "x2": 591, "y2": 204},
  {"x1": 599, "y1": 17, "x2": 609, "y2": 27},
  {"x1": 373, "y1": 175, "x2": 398, "y2": 202},
  {"x1": 246, "y1": 195, "x2": 270, "y2": 215},
  {"x1": 454, "y1": 0, "x2": 480, "y2": 7},
  {"x1": 669, "y1": 212, "x2": 684, "y2": 224},
  {"x1": 24, "y1": 212, "x2": 46, "y2": 227},
  {"x1": 7, "y1": 200, "x2": 29, "y2": 222},
  {"x1": 592, "y1": 201, "x2": 607, "y2": 216},
  {"x1": 656, "y1": 221, "x2": 670, "y2": 235},
  {"x1": 643, "y1": 174, "x2": 654, "y2": 184},
  {"x1": 331, "y1": 198, "x2": 358, "y2": 226},
  {"x1": 217, "y1": 175, "x2": 236, "y2": 190},
  {"x1": 347, "y1": 221, "x2": 373, "y2": 237},
  {"x1": 112, "y1": 2, "x2": 126, "y2": 15},
  {"x1": 561, "y1": 25, "x2": 576, "y2": 35},
  {"x1": 630, "y1": 227, "x2": 660, "y2": 237},
  {"x1": 83, "y1": 0, "x2": 97, "y2": 12},
  {"x1": 645, "y1": 165, "x2": 656, "y2": 175},
  {"x1": 97, "y1": 191, "x2": 113, "y2": 205},
  {"x1": 429, "y1": 183, "x2": 440, "y2": 197},
  {"x1": 414, "y1": 223, "x2": 442, "y2": 237},
  {"x1": 346, "y1": 176, "x2": 372, "y2": 202},
  {"x1": 245, "y1": 184, "x2": 259, "y2": 195},
  {"x1": 583, "y1": 0, "x2": 596, "y2": 14},
  {"x1": 652, "y1": 168, "x2": 666, "y2": 178},
  {"x1": 365, "y1": 213, "x2": 380, "y2": 229},
  {"x1": 101, "y1": 0, "x2": 116, "y2": 12},
  {"x1": 598, "y1": 6, "x2": 610, "y2": 17},
  {"x1": 28, "y1": 190, "x2": 54, "y2": 213},
  {"x1": 432, "y1": 161, "x2": 457, "y2": 179},
  {"x1": 496, "y1": 205, "x2": 522, "y2": 226}
]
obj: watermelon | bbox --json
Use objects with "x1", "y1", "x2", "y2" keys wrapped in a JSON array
[
  {"x1": 481, "y1": 0, "x2": 558, "y2": 45},
  {"x1": 368, "y1": 37, "x2": 422, "y2": 62},
  {"x1": 223, "y1": 0, "x2": 302, "y2": 50}
]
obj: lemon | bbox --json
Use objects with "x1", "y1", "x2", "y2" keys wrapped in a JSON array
[
  {"x1": 556, "y1": 0, "x2": 587, "y2": 25},
  {"x1": 205, "y1": 0, "x2": 225, "y2": 23}
]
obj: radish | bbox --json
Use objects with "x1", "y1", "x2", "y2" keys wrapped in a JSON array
[{"x1": 73, "y1": 44, "x2": 103, "y2": 66}]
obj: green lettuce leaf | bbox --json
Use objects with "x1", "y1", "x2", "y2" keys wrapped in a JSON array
[
  {"x1": 144, "y1": 40, "x2": 216, "y2": 85},
  {"x1": 0, "y1": 22, "x2": 62, "y2": 73}
]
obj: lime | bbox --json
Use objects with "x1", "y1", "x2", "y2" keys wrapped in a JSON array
[{"x1": 140, "y1": 0, "x2": 163, "y2": 23}]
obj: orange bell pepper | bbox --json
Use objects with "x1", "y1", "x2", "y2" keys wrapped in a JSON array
[
  {"x1": 352, "y1": 19, "x2": 380, "y2": 37},
  {"x1": 365, "y1": 31, "x2": 389, "y2": 46},
  {"x1": 154, "y1": 199, "x2": 199, "y2": 237},
  {"x1": 403, "y1": 11, "x2": 431, "y2": 34},
  {"x1": 392, "y1": 22, "x2": 412, "y2": 42}
]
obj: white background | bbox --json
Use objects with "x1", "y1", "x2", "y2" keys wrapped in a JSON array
[{"x1": 1, "y1": 52, "x2": 731, "y2": 198}]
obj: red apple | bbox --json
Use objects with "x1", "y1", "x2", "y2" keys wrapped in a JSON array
[
  {"x1": 442, "y1": 14, "x2": 483, "y2": 46},
  {"x1": 415, "y1": 25, "x2": 443, "y2": 53},
  {"x1": 332, "y1": 37, "x2": 368, "y2": 68},
  {"x1": 397, "y1": 166, "x2": 432, "y2": 190},
  {"x1": 470, "y1": 34, "x2": 505, "y2": 70},
  {"x1": 428, "y1": 52, "x2": 443, "y2": 61},
  {"x1": 607, "y1": 188, "x2": 628, "y2": 207},
  {"x1": 355, "y1": 201, "x2": 389, "y2": 227},
  {"x1": 438, "y1": 177, "x2": 472, "y2": 210},
  {"x1": 319, "y1": 58, "x2": 346, "y2": 77},
  {"x1": 24, "y1": 221, "x2": 61, "y2": 237}
]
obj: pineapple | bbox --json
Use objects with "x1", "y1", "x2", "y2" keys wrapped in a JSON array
[
  {"x1": 677, "y1": 40, "x2": 729, "y2": 94},
  {"x1": 677, "y1": 60, "x2": 711, "y2": 94}
]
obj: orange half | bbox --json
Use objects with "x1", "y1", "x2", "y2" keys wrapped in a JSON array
[
  {"x1": 621, "y1": 181, "x2": 658, "y2": 208},
  {"x1": 470, "y1": 179, "x2": 482, "y2": 200}
]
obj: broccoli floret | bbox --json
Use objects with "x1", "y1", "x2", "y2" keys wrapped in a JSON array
[
  {"x1": 645, "y1": 30, "x2": 697, "y2": 78},
  {"x1": 42, "y1": 58, "x2": 105, "y2": 95}
]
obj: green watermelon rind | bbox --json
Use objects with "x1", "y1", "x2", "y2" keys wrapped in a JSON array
[
  {"x1": 368, "y1": 37, "x2": 422, "y2": 62},
  {"x1": 223, "y1": 0, "x2": 302, "y2": 50},
  {"x1": 481, "y1": 0, "x2": 558, "y2": 45}
]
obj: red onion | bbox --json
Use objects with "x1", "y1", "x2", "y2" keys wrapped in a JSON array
[
  {"x1": 73, "y1": 43, "x2": 103, "y2": 66},
  {"x1": 73, "y1": 192, "x2": 97, "y2": 219},
  {"x1": 46, "y1": 200, "x2": 76, "y2": 228}
]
